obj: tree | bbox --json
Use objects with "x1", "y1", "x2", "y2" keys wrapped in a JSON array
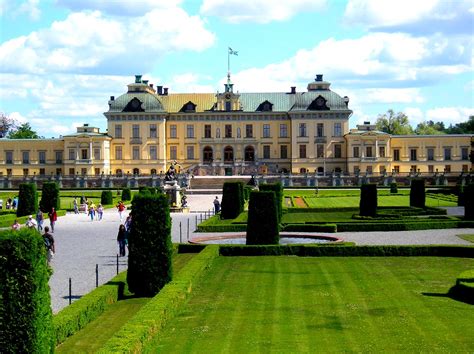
[
  {"x1": 445, "y1": 116, "x2": 474, "y2": 134},
  {"x1": 375, "y1": 109, "x2": 414, "y2": 135},
  {"x1": 415, "y1": 120, "x2": 446, "y2": 135},
  {"x1": 8, "y1": 122, "x2": 42, "y2": 139},
  {"x1": 0, "y1": 112, "x2": 17, "y2": 138}
]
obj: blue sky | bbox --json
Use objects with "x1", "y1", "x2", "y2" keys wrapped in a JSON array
[{"x1": 0, "y1": 0, "x2": 473, "y2": 137}]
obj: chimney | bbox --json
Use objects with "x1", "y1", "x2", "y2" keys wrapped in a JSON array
[
  {"x1": 343, "y1": 96, "x2": 349, "y2": 107},
  {"x1": 135, "y1": 74, "x2": 142, "y2": 83},
  {"x1": 110, "y1": 96, "x2": 115, "y2": 101},
  {"x1": 149, "y1": 83, "x2": 154, "y2": 89},
  {"x1": 157, "y1": 86, "x2": 163, "y2": 95},
  {"x1": 290, "y1": 86, "x2": 296, "y2": 94},
  {"x1": 163, "y1": 87, "x2": 168, "y2": 95},
  {"x1": 316, "y1": 74, "x2": 323, "y2": 82},
  {"x1": 143, "y1": 80, "x2": 149, "y2": 85}
]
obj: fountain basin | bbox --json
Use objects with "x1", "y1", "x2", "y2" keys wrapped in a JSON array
[{"x1": 190, "y1": 233, "x2": 344, "y2": 245}]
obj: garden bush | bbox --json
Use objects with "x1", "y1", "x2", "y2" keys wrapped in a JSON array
[
  {"x1": 410, "y1": 179, "x2": 425, "y2": 208},
  {"x1": 464, "y1": 184, "x2": 474, "y2": 220},
  {"x1": 359, "y1": 184, "x2": 377, "y2": 217},
  {"x1": 17, "y1": 183, "x2": 38, "y2": 217},
  {"x1": 390, "y1": 182, "x2": 398, "y2": 194},
  {"x1": 127, "y1": 193, "x2": 173, "y2": 296},
  {"x1": 122, "y1": 187, "x2": 131, "y2": 201},
  {"x1": 53, "y1": 271, "x2": 127, "y2": 345},
  {"x1": 0, "y1": 228, "x2": 54, "y2": 352},
  {"x1": 40, "y1": 182, "x2": 60, "y2": 213},
  {"x1": 283, "y1": 223, "x2": 337, "y2": 233},
  {"x1": 221, "y1": 181, "x2": 244, "y2": 219},
  {"x1": 101, "y1": 245, "x2": 219, "y2": 352},
  {"x1": 246, "y1": 191, "x2": 280, "y2": 245},
  {"x1": 243, "y1": 185, "x2": 253, "y2": 201},
  {"x1": 101, "y1": 190, "x2": 113, "y2": 205},
  {"x1": 259, "y1": 182, "x2": 283, "y2": 221},
  {"x1": 336, "y1": 220, "x2": 474, "y2": 232},
  {"x1": 456, "y1": 269, "x2": 474, "y2": 298},
  {"x1": 456, "y1": 184, "x2": 464, "y2": 206}
]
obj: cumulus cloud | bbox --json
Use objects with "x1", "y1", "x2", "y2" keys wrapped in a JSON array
[
  {"x1": 344, "y1": 0, "x2": 473, "y2": 35},
  {"x1": 404, "y1": 106, "x2": 474, "y2": 126},
  {"x1": 200, "y1": 0, "x2": 326, "y2": 24},
  {"x1": 17, "y1": 0, "x2": 41, "y2": 20},
  {"x1": 55, "y1": 0, "x2": 182, "y2": 16},
  {"x1": 0, "y1": 8, "x2": 215, "y2": 75}
]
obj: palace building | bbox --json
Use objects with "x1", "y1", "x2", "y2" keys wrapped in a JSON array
[{"x1": 0, "y1": 74, "x2": 472, "y2": 179}]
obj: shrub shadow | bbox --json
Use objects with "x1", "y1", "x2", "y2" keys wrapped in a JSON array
[{"x1": 422, "y1": 285, "x2": 474, "y2": 305}]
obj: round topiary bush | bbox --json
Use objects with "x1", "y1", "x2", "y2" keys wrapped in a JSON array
[
  {"x1": 359, "y1": 184, "x2": 377, "y2": 217},
  {"x1": 410, "y1": 179, "x2": 426, "y2": 208},
  {"x1": 39, "y1": 182, "x2": 60, "y2": 213},
  {"x1": 101, "y1": 190, "x2": 113, "y2": 205},
  {"x1": 390, "y1": 182, "x2": 398, "y2": 194},
  {"x1": 122, "y1": 188, "x2": 131, "y2": 201},
  {"x1": 246, "y1": 190, "x2": 280, "y2": 245},
  {"x1": 17, "y1": 183, "x2": 38, "y2": 217}
]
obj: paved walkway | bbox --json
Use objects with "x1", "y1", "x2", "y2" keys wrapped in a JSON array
[{"x1": 49, "y1": 195, "x2": 472, "y2": 313}]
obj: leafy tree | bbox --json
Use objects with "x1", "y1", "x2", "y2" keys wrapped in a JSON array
[
  {"x1": 8, "y1": 122, "x2": 43, "y2": 139},
  {"x1": 445, "y1": 116, "x2": 474, "y2": 134},
  {"x1": 415, "y1": 120, "x2": 446, "y2": 135},
  {"x1": 375, "y1": 109, "x2": 413, "y2": 135},
  {"x1": 0, "y1": 112, "x2": 17, "y2": 138}
]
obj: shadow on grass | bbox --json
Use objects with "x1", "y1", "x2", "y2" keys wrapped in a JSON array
[{"x1": 422, "y1": 285, "x2": 474, "y2": 305}]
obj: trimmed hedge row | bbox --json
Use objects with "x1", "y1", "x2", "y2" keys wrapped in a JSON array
[
  {"x1": 337, "y1": 220, "x2": 474, "y2": 232},
  {"x1": 0, "y1": 228, "x2": 54, "y2": 353},
  {"x1": 283, "y1": 223, "x2": 337, "y2": 233},
  {"x1": 410, "y1": 179, "x2": 426, "y2": 208},
  {"x1": 219, "y1": 244, "x2": 474, "y2": 257},
  {"x1": 197, "y1": 224, "x2": 247, "y2": 232},
  {"x1": 99, "y1": 245, "x2": 220, "y2": 353},
  {"x1": 465, "y1": 184, "x2": 474, "y2": 220},
  {"x1": 53, "y1": 271, "x2": 127, "y2": 345},
  {"x1": 360, "y1": 184, "x2": 377, "y2": 217}
]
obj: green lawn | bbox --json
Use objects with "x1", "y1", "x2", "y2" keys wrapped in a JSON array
[
  {"x1": 458, "y1": 234, "x2": 474, "y2": 243},
  {"x1": 145, "y1": 256, "x2": 474, "y2": 352},
  {"x1": 55, "y1": 253, "x2": 196, "y2": 352}
]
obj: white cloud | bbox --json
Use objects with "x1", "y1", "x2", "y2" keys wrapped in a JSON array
[
  {"x1": 9, "y1": 111, "x2": 29, "y2": 124},
  {"x1": 404, "y1": 106, "x2": 474, "y2": 126},
  {"x1": 17, "y1": 0, "x2": 41, "y2": 20},
  {"x1": 170, "y1": 73, "x2": 215, "y2": 93},
  {"x1": 55, "y1": 0, "x2": 182, "y2": 16},
  {"x1": 344, "y1": 0, "x2": 472, "y2": 35},
  {"x1": 200, "y1": 0, "x2": 326, "y2": 24},
  {"x1": 0, "y1": 8, "x2": 215, "y2": 75}
]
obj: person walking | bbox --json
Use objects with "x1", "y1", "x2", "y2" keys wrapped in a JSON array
[
  {"x1": 43, "y1": 226, "x2": 55, "y2": 265},
  {"x1": 11, "y1": 219, "x2": 20, "y2": 230},
  {"x1": 73, "y1": 197, "x2": 79, "y2": 214},
  {"x1": 88, "y1": 204, "x2": 95, "y2": 221},
  {"x1": 117, "y1": 224, "x2": 127, "y2": 257},
  {"x1": 116, "y1": 201, "x2": 126, "y2": 222},
  {"x1": 48, "y1": 207, "x2": 57, "y2": 232},
  {"x1": 36, "y1": 210, "x2": 44, "y2": 231},
  {"x1": 97, "y1": 204, "x2": 104, "y2": 221},
  {"x1": 213, "y1": 196, "x2": 221, "y2": 214}
]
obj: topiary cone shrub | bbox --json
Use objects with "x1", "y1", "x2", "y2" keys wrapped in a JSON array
[
  {"x1": 17, "y1": 183, "x2": 38, "y2": 217},
  {"x1": 246, "y1": 191, "x2": 280, "y2": 245},
  {"x1": 464, "y1": 184, "x2": 474, "y2": 220},
  {"x1": 0, "y1": 228, "x2": 54, "y2": 352},
  {"x1": 259, "y1": 182, "x2": 283, "y2": 222},
  {"x1": 359, "y1": 184, "x2": 378, "y2": 217},
  {"x1": 390, "y1": 182, "x2": 398, "y2": 194},
  {"x1": 127, "y1": 193, "x2": 173, "y2": 296},
  {"x1": 40, "y1": 182, "x2": 60, "y2": 213},
  {"x1": 101, "y1": 190, "x2": 113, "y2": 205},
  {"x1": 457, "y1": 184, "x2": 464, "y2": 206},
  {"x1": 410, "y1": 179, "x2": 425, "y2": 208},
  {"x1": 122, "y1": 188, "x2": 131, "y2": 201},
  {"x1": 221, "y1": 181, "x2": 244, "y2": 219}
]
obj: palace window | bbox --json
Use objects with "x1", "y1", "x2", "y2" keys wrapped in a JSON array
[
  {"x1": 263, "y1": 124, "x2": 271, "y2": 138},
  {"x1": 224, "y1": 146, "x2": 234, "y2": 162},
  {"x1": 379, "y1": 146, "x2": 385, "y2": 158},
  {"x1": 393, "y1": 149, "x2": 400, "y2": 161},
  {"x1": 393, "y1": 166, "x2": 400, "y2": 173},
  {"x1": 69, "y1": 149, "x2": 75, "y2": 160},
  {"x1": 225, "y1": 125, "x2": 232, "y2": 138},
  {"x1": 115, "y1": 146, "x2": 122, "y2": 160},
  {"x1": 411, "y1": 165, "x2": 417, "y2": 173},
  {"x1": 445, "y1": 165, "x2": 451, "y2": 173},
  {"x1": 149, "y1": 145, "x2": 157, "y2": 160},
  {"x1": 5, "y1": 151, "x2": 13, "y2": 164},
  {"x1": 204, "y1": 124, "x2": 211, "y2": 138},
  {"x1": 170, "y1": 146, "x2": 177, "y2": 160},
  {"x1": 225, "y1": 101, "x2": 231, "y2": 112},
  {"x1": 427, "y1": 148, "x2": 434, "y2": 161},
  {"x1": 187, "y1": 146, "x2": 194, "y2": 160},
  {"x1": 132, "y1": 124, "x2": 140, "y2": 138},
  {"x1": 334, "y1": 123, "x2": 342, "y2": 137},
  {"x1": 366, "y1": 146, "x2": 373, "y2": 158},
  {"x1": 22, "y1": 151, "x2": 30, "y2": 164},
  {"x1": 245, "y1": 146, "x2": 255, "y2": 161},
  {"x1": 462, "y1": 164, "x2": 469, "y2": 172},
  {"x1": 353, "y1": 146, "x2": 359, "y2": 158},
  {"x1": 81, "y1": 149, "x2": 88, "y2": 159},
  {"x1": 354, "y1": 166, "x2": 360, "y2": 174},
  {"x1": 280, "y1": 124, "x2": 288, "y2": 138},
  {"x1": 428, "y1": 165, "x2": 434, "y2": 173},
  {"x1": 55, "y1": 151, "x2": 63, "y2": 164},
  {"x1": 334, "y1": 144, "x2": 342, "y2": 158},
  {"x1": 38, "y1": 151, "x2": 46, "y2": 164},
  {"x1": 317, "y1": 144, "x2": 324, "y2": 158},
  {"x1": 170, "y1": 125, "x2": 177, "y2": 138},
  {"x1": 444, "y1": 147, "x2": 451, "y2": 160},
  {"x1": 280, "y1": 145, "x2": 288, "y2": 159},
  {"x1": 299, "y1": 123, "x2": 307, "y2": 137},
  {"x1": 94, "y1": 148, "x2": 100, "y2": 160},
  {"x1": 69, "y1": 168, "x2": 75, "y2": 175},
  {"x1": 246, "y1": 124, "x2": 253, "y2": 138},
  {"x1": 149, "y1": 124, "x2": 157, "y2": 138},
  {"x1": 186, "y1": 125, "x2": 194, "y2": 138},
  {"x1": 95, "y1": 168, "x2": 100, "y2": 175},
  {"x1": 299, "y1": 145, "x2": 307, "y2": 158},
  {"x1": 461, "y1": 147, "x2": 469, "y2": 160},
  {"x1": 410, "y1": 149, "x2": 417, "y2": 161},
  {"x1": 115, "y1": 124, "x2": 122, "y2": 138},
  {"x1": 317, "y1": 123, "x2": 324, "y2": 137},
  {"x1": 132, "y1": 146, "x2": 140, "y2": 160},
  {"x1": 23, "y1": 168, "x2": 29, "y2": 176},
  {"x1": 263, "y1": 145, "x2": 271, "y2": 159},
  {"x1": 203, "y1": 146, "x2": 213, "y2": 163}
]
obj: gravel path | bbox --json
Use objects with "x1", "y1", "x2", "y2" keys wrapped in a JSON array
[{"x1": 49, "y1": 196, "x2": 472, "y2": 313}]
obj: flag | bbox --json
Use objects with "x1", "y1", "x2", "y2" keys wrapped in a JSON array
[{"x1": 228, "y1": 47, "x2": 238, "y2": 56}]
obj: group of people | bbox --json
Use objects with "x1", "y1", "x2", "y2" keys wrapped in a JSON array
[
  {"x1": 5, "y1": 197, "x2": 18, "y2": 210},
  {"x1": 11, "y1": 207, "x2": 58, "y2": 233},
  {"x1": 73, "y1": 197, "x2": 104, "y2": 221}
]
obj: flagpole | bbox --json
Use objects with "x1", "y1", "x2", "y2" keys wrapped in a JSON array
[{"x1": 227, "y1": 48, "x2": 230, "y2": 76}]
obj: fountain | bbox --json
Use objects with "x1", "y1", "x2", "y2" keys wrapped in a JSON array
[{"x1": 190, "y1": 233, "x2": 344, "y2": 245}]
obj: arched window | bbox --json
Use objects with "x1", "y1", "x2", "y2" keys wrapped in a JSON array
[
  {"x1": 244, "y1": 146, "x2": 255, "y2": 161},
  {"x1": 151, "y1": 169, "x2": 157, "y2": 175},
  {"x1": 133, "y1": 168, "x2": 140, "y2": 175},
  {"x1": 116, "y1": 169, "x2": 123, "y2": 177},
  {"x1": 300, "y1": 168, "x2": 307, "y2": 174},
  {"x1": 317, "y1": 167, "x2": 324, "y2": 175},
  {"x1": 224, "y1": 146, "x2": 234, "y2": 163},
  {"x1": 203, "y1": 146, "x2": 213, "y2": 164}
]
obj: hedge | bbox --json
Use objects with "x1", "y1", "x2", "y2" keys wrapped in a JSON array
[
  {"x1": 128, "y1": 193, "x2": 173, "y2": 296},
  {"x1": 283, "y1": 223, "x2": 337, "y2": 233},
  {"x1": 337, "y1": 220, "x2": 474, "y2": 232},
  {"x1": 40, "y1": 182, "x2": 60, "y2": 213},
  {"x1": 221, "y1": 182, "x2": 244, "y2": 219},
  {"x1": 197, "y1": 224, "x2": 247, "y2": 232},
  {"x1": 17, "y1": 183, "x2": 38, "y2": 217},
  {"x1": 390, "y1": 182, "x2": 398, "y2": 194},
  {"x1": 359, "y1": 184, "x2": 377, "y2": 217},
  {"x1": 456, "y1": 269, "x2": 474, "y2": 289},
  {"x1": 100, "y1": 245, "x2": 219, "y2": 352},
  {"x1": 456, "y1": 184, "x2": 464, "y2": 206},
  {"x1": 219, "y1": 244, "x2": 474, "y2": 257},
  {"x1": 410, "y1": 179, "x2": 426, "y2": 208},
  {"x1": 0, "y1": 228, "x2": 54, "y2": 352},
  {"x1": 100, "y1": 190, "x2": 113, "y2": 205},
  {"x1": 53, "y1": 271, "x2": 127, "y2": 345},
  {"x1": 243, "y1": 185, "x2": 253, "y2": 201},
  {"x1": 259, "y1": 182, "x2": 283, "y2": 221},
  {"x1": 246, "y1": 191, "x2": 280, "y2": 245},
  {"x1": 122, "y1": 188, "x2": 132, "y2": 201},
  {"x1": 464, "y1": 184, "x2": 474, "y2": 220}
]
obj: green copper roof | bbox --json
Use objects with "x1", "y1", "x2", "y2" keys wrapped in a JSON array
[
  {"x1": 108, "y1": 92, "x2": 165, "y2": 113},
  {"x1": 239, "y1": 93, "x2": 295, "y2": 112},
  {"x1": 291, "y1": 91, "x2": 349, "y2": 111}
]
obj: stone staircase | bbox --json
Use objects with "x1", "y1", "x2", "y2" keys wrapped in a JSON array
[{"x1": 187, "y1": 176, "x2": 252, "y2": 194}]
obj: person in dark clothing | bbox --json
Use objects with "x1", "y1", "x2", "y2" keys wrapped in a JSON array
[
  {"x1": 43, "y1": 226, "x2": 55, "y2": 265},
  {"x1": 117, "y1": 224, "x2": 127, "y2": 257}
]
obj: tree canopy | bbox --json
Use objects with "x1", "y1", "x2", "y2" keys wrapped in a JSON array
[
  {"x1": 375, "y1": 109, "x2": 413, "y2": 135},
  {"x1": 415, "y1": 120, "x2": 446, "y2": 135},
  {"x1": 8, "y1": 123, "x2": 42, "y2": 139}
]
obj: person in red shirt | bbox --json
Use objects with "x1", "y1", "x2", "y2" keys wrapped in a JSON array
[
  {"x1": 48, "y1": 207, "x2": 58, "y2": 232},
  {"x1": 116, "y1": 201, "x2": 126, "y2": 222}
]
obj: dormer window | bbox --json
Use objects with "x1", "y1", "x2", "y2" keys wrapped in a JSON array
[
  {"x1": 123, "y1": 97, "x2": 144, "y2": 112},
  {"x1": 180, "y1": 101, "x2": 197, "y2": 113},
  {"x1": 257, "y1": 100, "x2": 273, "y2": 112},
  {"x1": 308, "y1": 95, "x2": 329, "y2": 111}
]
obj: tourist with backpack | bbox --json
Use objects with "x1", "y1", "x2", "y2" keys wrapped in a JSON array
[
  {"x1": 43, "y1": 226, "x2": 55, "y2": 265},
  {"x1": 48, "y1": 207, "x2": 58, "y2": 232}
]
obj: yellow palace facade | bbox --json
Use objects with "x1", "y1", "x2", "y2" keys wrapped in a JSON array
[{"x1": 0, "y1": 75, "x2": 472, "y2": 178}]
